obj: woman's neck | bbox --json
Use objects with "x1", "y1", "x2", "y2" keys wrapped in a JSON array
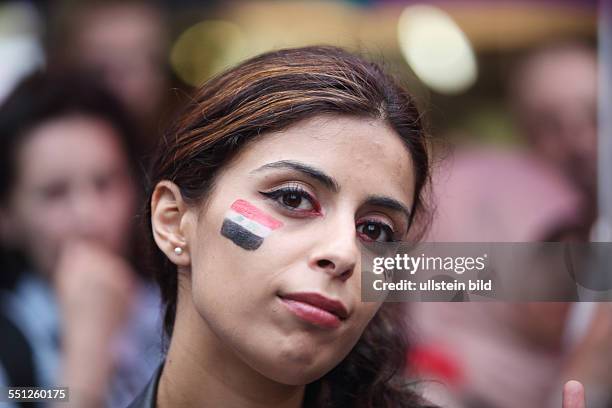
[{"x1": 157, "y1": 288, "x2": 305, "y2": 408}]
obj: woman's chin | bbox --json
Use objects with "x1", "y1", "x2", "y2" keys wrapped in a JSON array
[
  {"x1": 251, "y1": 352, "x2": 336, "y2": 385},
  {"x1": 264, "y1": 367, "x2": 328, "y2": 386}
]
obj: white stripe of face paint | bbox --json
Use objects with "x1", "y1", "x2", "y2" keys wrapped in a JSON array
[{"x1": 225, "y1": 209, "x2": 273, "y2": 237}]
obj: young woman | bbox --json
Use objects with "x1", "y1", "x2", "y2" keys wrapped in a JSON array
[
  {"x1": 0, "y1": 73, "x2": 162, "y2": 407},
  {"x1": 131, "y1": 46, "x2": 586, "y2": 408}
]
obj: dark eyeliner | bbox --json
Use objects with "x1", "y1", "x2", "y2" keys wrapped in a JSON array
[{"x1": 259, "y1": 185, "x2": 321, "y2": 213}]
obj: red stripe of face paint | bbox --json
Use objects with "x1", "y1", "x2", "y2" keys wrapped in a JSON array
[{"x1": 230, "y1": 199, "x2": 283, "y2": 230}]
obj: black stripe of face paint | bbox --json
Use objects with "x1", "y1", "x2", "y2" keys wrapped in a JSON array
[{"x1": 220, "y1": 219, "x2": 264, "y2": 250}]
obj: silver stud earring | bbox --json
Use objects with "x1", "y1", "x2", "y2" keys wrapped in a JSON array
[{"x1": 174, "y1": 246, "x2": 183, "y2": 255}]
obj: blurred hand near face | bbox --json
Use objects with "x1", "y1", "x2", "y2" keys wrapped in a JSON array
[
  {"x1": 54, "y1": 239, "x2": 136, "y2": 405},
  {"x1": 55, "y1": 239, "x2": 135, "y2": 339}
]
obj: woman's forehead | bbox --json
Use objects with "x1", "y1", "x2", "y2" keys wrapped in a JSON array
[
  {"x1": 16, "y1": 117, "x2": 127, "y2": 182},
  {"x1": 231, "y1": 115, "x2": 416, "y2": 199}
]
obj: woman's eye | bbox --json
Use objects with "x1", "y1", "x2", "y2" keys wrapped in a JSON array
[
  {"x1": 260, "y1": 187, "x2": 318, "y2": 213},
  {"x1": 281, "y1": 191, "x2": 312, "y2": 210},
  {"x1": 357, "y1": 221, "x2": 394, "y2": 242},
  {"x1": 39, "y1": 182, "x2": 69, "y2": 202}
]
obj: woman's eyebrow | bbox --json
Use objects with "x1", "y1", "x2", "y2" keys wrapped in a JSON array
[
  {"x1": 363, "y1": 195, "x2": 412, "y2": 224},
  {"x1": 251, "y1": 160, "x2": 340, "y2": 192}
]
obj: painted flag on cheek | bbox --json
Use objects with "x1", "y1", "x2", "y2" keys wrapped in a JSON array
[{"x1": 221, "y1": 199, "x2": 284, "y2": 250}]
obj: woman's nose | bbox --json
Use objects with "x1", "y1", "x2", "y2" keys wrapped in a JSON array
[
  {"x1": 70, "y1": 187, "x2": 107, "y2": 238},
  {"x1": 308, "y1": 215, "x2": 359, "y2": 281}
]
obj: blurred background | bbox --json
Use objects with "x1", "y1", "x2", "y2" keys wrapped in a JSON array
[
  {"x1": 0, "y1": 0, "x2": 599, "y2": 146},
  {"x1": 0, "y1": 0, "x2": 607, "y2": 407}
]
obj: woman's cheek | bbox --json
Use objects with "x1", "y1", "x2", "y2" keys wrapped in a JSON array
[
  {"x1": 219, "y1": 199, "x2": 284, "y2": 251},
  {"x1": 355, "y1": 302, "x2": 383, "y2": 333}
]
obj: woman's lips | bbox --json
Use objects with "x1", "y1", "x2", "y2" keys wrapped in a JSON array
[{"x1": 279, "y1": 292, "x2": 349, "y2": 329}]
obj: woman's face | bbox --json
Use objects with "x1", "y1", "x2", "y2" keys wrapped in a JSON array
[
  {"x1": 1, "y1": 115, "x2": 136, "y2": 275},
  {"x1": 177, "y1": 115, "x2": 416, "y2": 384}
]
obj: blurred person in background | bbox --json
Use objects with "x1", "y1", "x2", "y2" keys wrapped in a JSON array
[
  {"x1": 47, "y1": 0, "x2": 171, "y2": 159},
  {"x1": 0, "y1": 72, "x2": 162, "y2": 407},
  {"x1": 509, "y1": 41, "x2": 598, "y2": 208},
  {"x1": 407, "y1": 39, "x2": 602, "y2": 408},
  {"x1": 408, "y1": 149, "x2": 589, "y2": 408},
  {"x1": 508, "y1": 40, "x2": 611, "y2": 406}
]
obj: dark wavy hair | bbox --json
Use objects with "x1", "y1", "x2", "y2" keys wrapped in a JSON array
[{"x1": 145, "y1": 45, "x2": 433, "y2": 408}]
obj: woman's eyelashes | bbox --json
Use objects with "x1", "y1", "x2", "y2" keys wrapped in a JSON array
[{"x1": 259, "y1": 184, "x2": 322, "y2": 216}]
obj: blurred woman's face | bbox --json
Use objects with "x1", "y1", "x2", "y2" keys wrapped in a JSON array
[
  {"x1": 178, "y1": 115, "x2": 416, "y2": 384},
  {"x1": 2, "y1": 115, "x2": 136, "y2": 275}
]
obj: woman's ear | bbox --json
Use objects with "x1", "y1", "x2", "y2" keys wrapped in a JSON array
[{"x1": 151, "y1": 180, "x2": 194, "y2": 267}]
